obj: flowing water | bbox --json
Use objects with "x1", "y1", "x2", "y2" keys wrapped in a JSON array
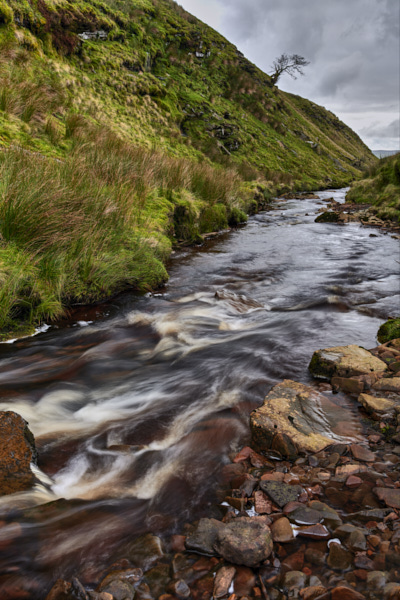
[{"x1": 0, "y1": 188, "x2": 399, "y2": 594}]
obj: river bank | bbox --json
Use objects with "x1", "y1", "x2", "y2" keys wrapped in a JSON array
[{"x1": 0, "y1": 188, "x2": 398, "y2": 598}]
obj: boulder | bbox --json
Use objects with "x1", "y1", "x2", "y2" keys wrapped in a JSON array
[
  {"x1": 309, "y1": 345, "x2": 387, "y2": 380},
  {"x1": 372, "y1": 377, "x2": 400, "y2": 393},
  {"x1": 374, "y1": 487, "x2": 400, "y2": 509},
  {"x1": 358, "y1": 393, "x2": 398, "y2": 415},
  {"x1": 0, "y1": 411, "x2": 37, "y2": 496},
  {"x1": 213, "y1": 516, "x2": 273, "y2": 567},
  {"x1": 185, "y1": 518, "x2": 225, "y2": 555},
  {"x1": 250, "y1": 380, "x2": 352, "y2": 455}
]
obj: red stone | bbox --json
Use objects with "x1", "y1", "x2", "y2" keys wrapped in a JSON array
[
  {"x1": 233, "y1": 446, "x2": 253, "y2": 463},
  {"x1": 331, "y1": 586, "x2": 366, "y2": 600},
  {"x1": 346, "y1": 475, "x2": 363, "y2": 488},
  {"x1": 170, "y1": 535, "x2": 186, "y2": 553}
]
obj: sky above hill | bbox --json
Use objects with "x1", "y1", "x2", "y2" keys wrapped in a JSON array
[{"x1": 179, "y1": 0, "x2": 399, "y2": 151}]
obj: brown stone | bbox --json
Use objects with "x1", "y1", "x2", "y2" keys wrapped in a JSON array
[
  {"x1": 254, "y1": 491, "x2": 272, "y2": 515},
  {"x1": 331, "y1": 587, "x2": 366, "y2": 600},
  {"x1": 270, "y1": 517, "x2": 294, "y2": 543},
  {"x1": 233, "y1": 566, "x2": 256, "y2": 597},
  {"x1": 213, "y1": 566, "x2": 236, "y2": 599},
  {"x1": 358, "y1": 393, "x2": 397, "y2": 415},
  {"x1": 45, "y1": 579, "x2": 73, "y2": 600},
  {"x1": 300, "y1": 586, "x2": 327, "y2": 600},
  {"x1": 0, "y1": 411, "x2": 37, "y2": 496},
  {"x1": 373, "y1": 377, "x2": 400, "y2": 393},
  {"x1": 327, "y1": 542, "x2": 352, "y2": 570},
  {"x1": 335, "y1": 464, "x2": 368, "y2": 481},
  {"x1": 350, "y1": 444, "x2": 375, "y2": 462},
  {"x1": 233, "y1": 446, "x2": 253, "y2": 463},
  {"x1": 374, "y1": 487, "x2": 400, "y2": 509},
  {"x1": 346, "y1": 475, "x2": 363, "y2": 487},
  {"x1": 214, "y1": 517, "x2": 273, "y2": 567},
  {"x1": 297, "y1": 524, "x2": 330, "y2": 540},
  {"x1": 309, "y1": 345, "x2": 387, "y2": 380},
  {"x1": 331, "y1": 377, "x2": 364, "y2": 394}
]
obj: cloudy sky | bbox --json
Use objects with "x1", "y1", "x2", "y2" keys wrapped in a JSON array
[{"x1": 179, "y1": 0, "x2": 399, "y2": 151}]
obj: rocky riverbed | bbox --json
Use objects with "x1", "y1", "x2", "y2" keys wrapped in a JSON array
[{"x1": 3, "y1": 335, "x2": 400, "y2": 600}]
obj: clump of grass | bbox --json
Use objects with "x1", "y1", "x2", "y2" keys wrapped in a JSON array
[
  {"x1": 377, "y1": 318, "x2": 400, "y2": 343},
  {"x1": 0, "y1": 122, "x2": 245, "y2": 331}
]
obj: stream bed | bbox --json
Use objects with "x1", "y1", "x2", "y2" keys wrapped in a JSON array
[{"x1": 0, "y1": 188, "x2": 399, "y2": 594}]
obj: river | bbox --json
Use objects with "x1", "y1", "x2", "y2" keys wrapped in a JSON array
[{"x1": 0, "y1": 188, "x2": 398, "y2": 595}]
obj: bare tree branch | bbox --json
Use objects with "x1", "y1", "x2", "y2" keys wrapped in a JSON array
[{"x1": 269, "y1": 54, "x2": 310, "y2": 86}]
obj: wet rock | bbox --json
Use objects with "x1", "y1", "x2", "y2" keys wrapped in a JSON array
[
  {"x1": 100, "y1": 579, "x2": 134, "y2": 600},
  {"x1": 358, "y1": 393, "x2": 397, "y2": 416},
  {"x1": 305, "y1": 548, "x2": 326, "y2": 566},
  {"x1": 167, "y1": 579, "x2": 191, "y2": 599},
  {"x1": 185, "y1": 518, "x2": 225, "y2": 555},
  {"x1": 289, "y1": 506, "x2": 322, "y2": 525},
  {"x1": 213, "y1": 566, "x2": 236, "y2": 598},
  {"x1": 98, "y1": 569, "x2": 142, "y2": 592},
  {"x1": 346, "y1": 475, "x2": 363, "y2": 488},
  {"x1": 300, "y1": 586, "x2": 327, "y2": 600},
  {"x1": 260, "y1": 481, "x2": 302, "y2": 508},
  {"x1": 350, "y1": 444, "x2": 375, "y2": 462},
  {"x1": 307, "y1": 501, "x2": 342, "y2": 528},
  {"x1": 331, "y1": 587, "x2": 366, "y2": 600},
  {"x1": 0, "y1": 411, "x2": 37, "y2": 495},
  {"x1": 254, "y1": 490, "x2": 273, "y2": 514},
  {"x1": 309, "y1": 345, "x2": 387, "y2": 380},
  {"x1": 348, "y1": 508, "x2": 392, "y2": 522},
  {"x1": 383, "y1": 583, "x2": 400, "y2": 599},
  {"x1": 126, "y1": 533, "x2": 164, "y2": 569},
  {"x1": 214, "y1": 516, "x2": 273, "y2": 567},
  {"x1": 45, "y1": 580, "x2": 74, "y2": 600},
  {"x1": 348, "y1": 529, "x2": 367, "y2": 551},
  {"x1": 270, "y1": 517, "x2": 294, "y2": 542},
  {"x1": 251, "y1": 380, "x2": 347, "y2": 454},
  {"x1": 327, "y1": 542, "x2": 352, "y2": 570},
  {"x1": 331, "y1": 377, "x2": 364, "y2": 394},
  {"x1": 145, "y1": 564, "x2": 170, "y2": 599},
  {"x1": 283, "y1": 571, "x2": 306, "y2": 597},
  {"x1": 366, "y1": 571, "x2": 386, "y2": 590},
  {"x1": 233, "y1": 566, "x2": 257, "y2": 596},
  {"x1": 374, "y1": 487, "x2": 400, "y2": 509},
  {"x1": 335, "y1": 464, "x2": 368, "y2": 481},
  {"x1": 297, "y1": 524, "x2": 330, "y2": 539},
  {"x1": 373, "y1": 377, "x2": 400, "y2": 393}
]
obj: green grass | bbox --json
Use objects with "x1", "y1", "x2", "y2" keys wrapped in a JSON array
[
  {"x1": 0, "y1": 0, "x2": 378, "y2": 337},
  {"x1": 346, "y1": 153, "x2": 400, "y2": 223}
]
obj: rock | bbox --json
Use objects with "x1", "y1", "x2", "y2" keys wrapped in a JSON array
[
  {"x1": 308, "y1": 501, "x2": 342, "y2": 528},
  {"x1": 233, "y1": 566, "x2": 257, "y2": 596},
  {"x1": 297, "y1": 524, "x2": 330, "y2": 539},
  {"x1": 45, "y1": 580, "x2": 74, "y2": 600},
  {"x1": 300, "y1": 586, "x2": 327, "y2": 600},
  {"x1": 214, "y1": 516, "x2": 273, "y2": 567},
  {"x1": 374, "y1": 487, "x2": 400, "y2": 509},
  {"x1": 309, "y1": 345, "x2": 387, "y2": 380},
  {"x1": 373, "y1": 377, "x2": 400, "y2": 393},
  {"x1": 348, "y1": 508, "x2": 392, "y2": 522},
  {"x1": 254, "y1": 491, "x2": 273, "y2": 514},
  {"x1": 305, "y1": 548, "x2": 326, "y2": 566},
  {"x1": 270, "y1": 517, "x2": 294, "y2": 542},
  {"x1": 167, "y1": 579, "x2": 191, "y2": 599},
  {"x1": 315, "y1": 211, "x2": 340, "y2": 223},
  {"x1": 331, "y1": 377, "x2": 364, "y2": 394},
  {"x1": 383, "y1": 583, "x2": 400, "y2": 599},
  {"x1": 366, "y1": 571, "x2": 386, "y2": 590},
  {"x1": 283, "y1": 571, "x2": 306, "y2": 592},
  {"x1": 213, "y1": 566, "x2": 236, "y2": 598},
  {"x1": 0, "y1": 411, "x2": 37, "y2": 495},
  {"x1": 350, "y1": 444, "x2": 375, "y2": 462},
  {"x1": 327, "y1": 542, "x2": 352, "y2": 570},
  {"x1": 358, "y1": 393, "x2": 397, "y2": 415},
  {"x1": 100, "y1": 579, "x2": 134, "y2": 600},
  {"x1": 260, "y1": 480, "x2": 302, "y2": 508},
  {"x1": 346, "y1": 475, "x2": 363, "y2": 488},
  {"x1": 251, "y1": 380, "x2": 347, "y2": 455},
  {"x1": 289, "y1": 506, "x2": 322, "y2": 525},
  {"x1": 331, "y1": 587, "x2": 366, "y2": 600},
  {"x1": 335, "y1": 464, "x2": 368, "y2": 481},
  {"x1": 348, "y1": 529, "x2": 367, "y2": 551},
  {"x1": 185, "y1": 518, "x2": 225, "y2": 555},
  {"x1": 145, "y1": 564, "x2": 170, "y2": 599},
  {"x1": 126, "y1": 533, "x2": 164, "y2": 569}
]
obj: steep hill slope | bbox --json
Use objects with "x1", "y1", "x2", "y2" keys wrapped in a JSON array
[
  {"x1": 0, "y1": 0, "x2": 376, "y2": 337},
  {"x1": 346, "y1": 152, "x2": 400, "y2": 223}
]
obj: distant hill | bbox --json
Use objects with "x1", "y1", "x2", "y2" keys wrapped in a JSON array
[{"x1": 373, "y1": 150, "x2": 400, "y2": 159}]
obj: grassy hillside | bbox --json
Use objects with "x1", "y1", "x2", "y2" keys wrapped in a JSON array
[
  {"x1": 0, "y1": 0, "x2": 376, "y2": 338},
  {"x1": 346, "y1": 153, "x2": 400, "y2": 223}
]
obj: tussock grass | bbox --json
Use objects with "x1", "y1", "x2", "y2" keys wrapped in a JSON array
[{"x1": 0, "y1": 123, "x2": 244, "y2": 332}]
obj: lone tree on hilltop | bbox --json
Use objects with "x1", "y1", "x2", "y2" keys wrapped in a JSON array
[{"x1": 269, "y1": 54, "x2": 310, "y2": 86}]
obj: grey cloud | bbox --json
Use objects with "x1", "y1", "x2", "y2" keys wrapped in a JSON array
[{"x1": 361, "y1": 119, "x2": 400, "y2": 139}]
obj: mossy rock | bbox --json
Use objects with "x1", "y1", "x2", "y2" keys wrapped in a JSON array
[
  {"x1": 315, "y1": 211, "x2": 340, "y2": 223},
  {"x1": 377, "y1": 318, "x2": 400, "y2": 343}
]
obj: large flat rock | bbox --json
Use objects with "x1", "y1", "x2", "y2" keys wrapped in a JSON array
[
  {"x1": 250, "y1": 380, "x2": 355, "y2": 455},
  {"x1": 309, "y1": 345, "x2": 387, "y2": 381},
  {"x1": 0, "y1": 411, "x2": 37, "y2": 496}
]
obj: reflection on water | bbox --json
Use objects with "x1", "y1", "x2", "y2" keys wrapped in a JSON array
[{"x1": 0, "y1": 188, "x2": 398, "y2": 593}]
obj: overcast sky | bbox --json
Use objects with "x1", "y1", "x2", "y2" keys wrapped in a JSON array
[{"x1": 178, "y1": 0, "x2": 399, "y2": 151}]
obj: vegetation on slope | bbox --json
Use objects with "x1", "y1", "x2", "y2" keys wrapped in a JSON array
[
  {"x1": 0, "y1": 0, "x2": 376, "y2": 337},
  {"x1": 346, "y1": 153, "x2": 400, "y2": 223}
]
